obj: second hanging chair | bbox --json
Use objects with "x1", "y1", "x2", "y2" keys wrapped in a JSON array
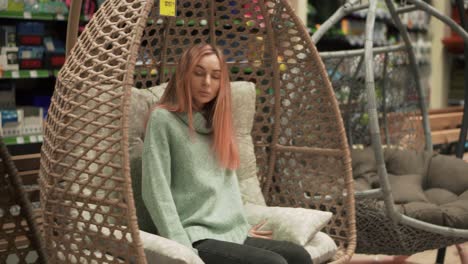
[{"x1": 315, "y1": 0, "x2": 468, "y2": 255}]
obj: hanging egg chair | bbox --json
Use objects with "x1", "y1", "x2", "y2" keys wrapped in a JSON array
[
  {"x1": 39, "y1": 0, "x2": 356, "y2": 263},
  {"x1": 315, "y1": 0, "x2": 468, "y2": 255}
]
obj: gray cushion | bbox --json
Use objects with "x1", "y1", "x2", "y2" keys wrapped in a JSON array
[
  {"x1": 388, "y1": 173, "x2": 428, "y2": 203},
  {"x1": 440, "y1": 199, "x2": 468, "y2": 229},
  {"x1": 383, "y1": 148, "x2": 433, "y2": 189},
  {"x1": 427, "y1": 153, "x2": 468, "y2": 195},
  {"x1": 350, "y1": 148, "x2": 378, "y2": 188},
  {"x1": 403, "y1": 188, "x2": 468, "y2": 228},
  {"x1": 351, "y1": 148, "x2": 377, "y2": 177},
  {"x1": 402, "y1": 202, "x2": 444, "y2": 226},
  {"x1": 351, "y1": 148, "x2": 468, "y2": 229},
  {"x1": 424, "y1": 188, "x2": 458, "y2": 205}
]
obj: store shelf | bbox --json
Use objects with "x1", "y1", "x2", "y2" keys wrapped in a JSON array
[
  {"x1": 3, "y1": 134, "x2": 43, "y2": 146},
  {"x1": 0, "y1": 69, "x2": 59, "y2": 79},
  {"x1": 0, "y1": 10, "x2": 66, "y2": 20},
  {"x1": 0, "y1": 10, "x2": 90, "y2": 22}
]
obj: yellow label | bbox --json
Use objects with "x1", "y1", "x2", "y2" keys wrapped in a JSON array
[{"x1": 160, "y1": 0, "x2": 176, "y2": 16}]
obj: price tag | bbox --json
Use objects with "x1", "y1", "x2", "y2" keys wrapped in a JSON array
[
  {"x1": 30, "y1": 135, "x2": 37, "y2": 143},
  {"x1": 56, "y1": 14, "x2": 65, "y2": 20},
  {"x1": 30, "y1": 70, "x2": 38, "y2": 78},
  {"x1": 38, "y1": 135, "x2": 44, "y2": 142},
  {"x1": 16, "y1": 136, "x2": 24, "y2": 144},
  {"x1": 159, "y1": 0, "x2": 176, "y2": 17},
  {"x1": 23, "y1": 12, "x2": 32, "y2": 19},
  {"x1": 11, "y1": 71, "x2": 19, "y2": 79}
]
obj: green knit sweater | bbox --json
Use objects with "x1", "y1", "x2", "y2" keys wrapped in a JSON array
[{"x1": 142, "y1": 108, "x2": 250, "y2": 250}]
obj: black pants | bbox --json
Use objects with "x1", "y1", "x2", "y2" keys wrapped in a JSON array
[{"x1": 193, "y1": 237, "x2": 313, "y2": 264}]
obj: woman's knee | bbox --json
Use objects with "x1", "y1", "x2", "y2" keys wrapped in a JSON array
[
  {"x1": 280, "y1": 242, "x2": 313, "y2": 264},
  {"x1": 256, "y1": 251, "x2": 288, "y2": 264}
]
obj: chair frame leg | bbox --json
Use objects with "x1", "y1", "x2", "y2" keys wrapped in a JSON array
[{"x1": 436, "y1": 247, "x2": 446, "y2": 264}]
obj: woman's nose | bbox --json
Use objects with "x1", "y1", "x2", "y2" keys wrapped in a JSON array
[{"x1": 203, "y1": 75, "x2": 211, "y2": 85}]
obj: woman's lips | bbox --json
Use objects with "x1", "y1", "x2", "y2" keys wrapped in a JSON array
[{"x1": 199, "y1": 92, "x2": 211, "y2": 97}]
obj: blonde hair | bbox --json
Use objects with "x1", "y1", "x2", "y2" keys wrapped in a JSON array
[{"x1": 147, "y1": 44, "x2": 239, "y2": 170}]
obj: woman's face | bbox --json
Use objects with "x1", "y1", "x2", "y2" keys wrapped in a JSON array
[{"x1": 190, "y1": 54, "x2": 221, "y2": 111}]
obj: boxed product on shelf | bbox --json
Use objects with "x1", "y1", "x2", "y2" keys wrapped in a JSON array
[
  {"x1": 0, "y1": 106, "x2": 43, "y2": 137},
  {"x1": 24, "y1": 0, "x2": 69, "y2": 15},
  {"x1": 1, "y1": 0, "x2": 24, "y2": 12},
  {"x1": 0, "y1": 46, "x2": 19, "y2": 71},
  {"x1": 0, "y1": 108, "x2": 22, "y2": 127},
  {"x1": 43, "y1": 36, "x2": 65, "y2": 68},
  {"x1": 16, "y1": 22, "x2": 45, "y2": 46},
  {"x1": 18, "y1": 45, "x2": 44, "y2": 69},
  {"x1": 0, "y1": 47, "x2": 19, "y2": 71},
  {"x1": 0, "y1": 81, "x2": 15, "y2": 108},
  {"x1": 0, "y1": 25, "x2": 16, "y2": 47}
]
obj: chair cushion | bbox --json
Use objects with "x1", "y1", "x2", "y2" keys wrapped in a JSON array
[
  {"x1": 401, "y1": 202, "x2": 444, "y2": 226},
  {"x1": 351, "y1": 148, "x2": 468, "y2": 229},
  {"x1": 388, "y1": 173, "x2": 428, "y2": 203},
  {"x1": 427, "y1": 153, "x2": 468, "y2": 195},
  {"x1": 139, "y1": 230, "x2": 204, "y2": 264},
  {"x1": 304, "y1": 232, "x2": 338, "y2": 264},
  {"x1": 425, "y1": 188, "x2": 458, "y2": 205},
  {"x1": 350, "y1": 147, "x2": 377, "y2": 179},
  {"x1": 130, "y1": 84, "x2": 166, "y2": 234},
  {"x1": 243, "y1": 202, "x2": 332, "y2": 246},
  {"x1": 230, "y1": 82, "x2": 266, "y2": 206},
  {"x1": 383, "y1": 148, "x2": 433, "y2": 178},
  {"x1": 440, "y1": 197, "x2": 468, "y2": 229}
]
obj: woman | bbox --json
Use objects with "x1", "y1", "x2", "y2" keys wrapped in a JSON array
[{"x1": 142, "y1": 44, "x2": 312, "y2": 264}]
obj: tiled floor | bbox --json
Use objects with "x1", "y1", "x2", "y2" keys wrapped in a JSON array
[{"x1": 353, "y1": 242, "x2": 468, "y2": 264}]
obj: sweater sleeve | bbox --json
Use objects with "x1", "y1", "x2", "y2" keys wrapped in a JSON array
[{"x1": 141, "y1": 110, "x2": 194, "y2": 250}]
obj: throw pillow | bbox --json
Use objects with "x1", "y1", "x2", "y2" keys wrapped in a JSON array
[
  {"x1": 304, "y1": 231, "x2": 338, "y2": 264},
  {"x1": 244, "y1": 202, "x2": 332, "y2": 246}
]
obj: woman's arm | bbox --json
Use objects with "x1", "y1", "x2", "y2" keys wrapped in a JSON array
[{"x1": 142, "y1": 110, "x2": 193, "y2": 249}]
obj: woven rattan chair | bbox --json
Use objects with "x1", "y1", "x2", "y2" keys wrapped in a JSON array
[
  {"x1": 314, "y1": 0, "x2": 468, "y2": 256},
  {"x1": 0, "y1": 136, "x2": 46, "y2": 263},
  {"x1": 39, "y1": 0, "x2": 356, "y2": 263}
]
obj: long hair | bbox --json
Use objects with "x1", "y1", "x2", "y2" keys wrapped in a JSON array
[{"x1": 147, "y1": 44, "x2": 239, "y2": 170}]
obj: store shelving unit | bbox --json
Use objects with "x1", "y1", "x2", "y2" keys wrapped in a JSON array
[
  {"x1": 0, "y1": 10, "x2": 90, "y2": 21},
  {"x1": 0, "y1": 69, "x2": 59, "y2": 79}
]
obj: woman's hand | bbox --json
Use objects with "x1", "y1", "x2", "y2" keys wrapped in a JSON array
[{"x1": 248, "y1": 219, "x2": 273, "y2": 239}]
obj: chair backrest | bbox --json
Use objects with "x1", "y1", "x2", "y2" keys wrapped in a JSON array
[
  {"x1": 322, "y1": 50, "x2": 426, "y2": 151},
  {"x1": 40, "y1": 0, "x2": 355, "y2": 263}
]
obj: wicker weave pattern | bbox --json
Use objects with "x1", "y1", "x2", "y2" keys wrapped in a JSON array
[
  {"x1": 355, "y1": 200, "x2": 466, "y2": 255},
  {"x1": 1, "y1": 137, "x2": 45, "y2": 263},
  {"x1": 324, "y1": 51, "x2": 426, "y2": 151},
  {"x1": 40, "y1": 0, "x2": 355, "y2": 263},
  {"x1": 39, "y1": 0, "x2": 150, "y2": 263}
]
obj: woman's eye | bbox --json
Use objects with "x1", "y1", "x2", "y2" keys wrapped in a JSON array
[
  {"x1": 194, "y1": 71, "x2": 204, "y2": 76},
  {"x1": 212, "y1": 75, "x2": 220, "y2": 79}
]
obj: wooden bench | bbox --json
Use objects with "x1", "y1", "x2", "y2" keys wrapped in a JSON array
[
  {"x1": 429, "y1": 106, "x2": 468, "y2": 161},
  {"x1": 429, "y1": 106, "x2": 465, "y2": 146}
]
